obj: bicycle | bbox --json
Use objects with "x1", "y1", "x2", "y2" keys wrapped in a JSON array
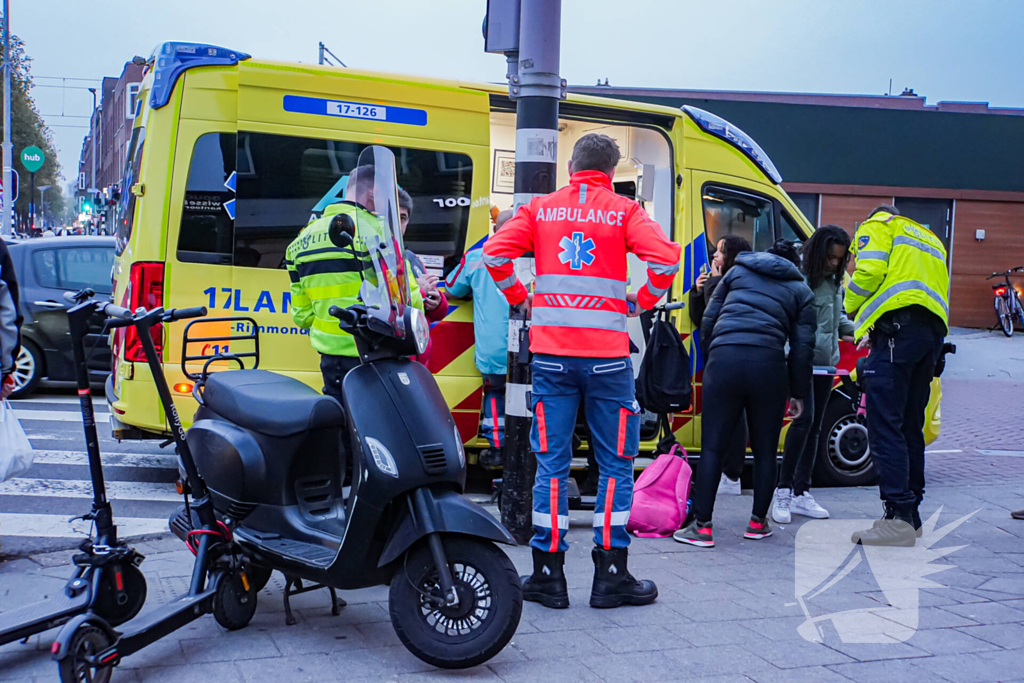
[{"x1": 987, "y1": 266, "x2": 1024, "y2": 337}]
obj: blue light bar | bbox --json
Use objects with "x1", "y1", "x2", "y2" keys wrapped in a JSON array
[
  {"x1": 682, "y1": 105, "x2": 783, "y2": 184},
  {"x1": 149, "y1": 42, "x2": 251, "y2": 109}
]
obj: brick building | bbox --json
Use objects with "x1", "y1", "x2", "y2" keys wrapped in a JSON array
[
  {"x1": 572, "y1": 85, "x2": 1024, "y2": 328},
  {"x1": 77, "y1": 62, "x2": 143, "y2": 219}
]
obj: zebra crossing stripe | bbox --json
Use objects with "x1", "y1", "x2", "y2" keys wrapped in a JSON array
[
  {"x1": 0, "y1": 478, "x2": 181, "y2": 502},
  {"x1": 14, "y1": 410, "x2": 110, "y2": 423},
  {"x1": 30, "y1": 450, "x2": 177, "y2": 469},
  {"x1": 0, "y1": 513, "x2": 169, "y2": 539}
]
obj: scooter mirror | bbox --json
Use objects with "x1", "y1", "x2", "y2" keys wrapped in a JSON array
[{"x1": 329, "y1": 213, "x2": 356, "y2": 250}]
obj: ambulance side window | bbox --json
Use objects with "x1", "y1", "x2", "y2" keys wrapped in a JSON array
[
  {"x1": 177, "y1": 133, "x2": 237, "y2": 264},
  {"x1": 701, "y1": 185, "x2": 774, "y2": 254}
]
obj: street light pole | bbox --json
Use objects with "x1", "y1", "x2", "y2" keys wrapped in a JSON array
[
  {"x1": 2, "y1": 0, "x2": 12, "y2": 238},
  {"x1": 37, "y1": 184, "x2": 48, "y2": 229},
  {"x1": 88, "y1": 87, "x2": 97, "y2": 236}
]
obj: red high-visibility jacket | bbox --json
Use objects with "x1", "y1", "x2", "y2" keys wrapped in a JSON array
[{"x1": 483, "y1": 170, "x2": 681, "y2": 358}]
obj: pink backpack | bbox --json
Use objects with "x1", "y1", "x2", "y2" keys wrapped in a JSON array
[{"x1": 627, "y1": 445, "x2": 692, "y2": 538}]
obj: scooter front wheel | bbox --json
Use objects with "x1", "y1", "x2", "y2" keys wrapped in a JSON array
[
  {"x1": 58, "y1": 624, "x2": 113, "y2": 683},
  {"x1": 389, "y1": 536, "x2": 522, "y2": 669}
]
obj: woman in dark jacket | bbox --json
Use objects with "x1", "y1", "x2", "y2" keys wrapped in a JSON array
[
  {"x1": 689, "y1": 234, "x2": 750, "y2": 495},
  {"x1": 675, "y1": 242, "x2": 815, "y2": 547}
]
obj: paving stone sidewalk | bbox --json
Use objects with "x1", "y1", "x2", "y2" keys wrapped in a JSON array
[{"x1": 2, "y1": 475, "x2": 1023, "y2": 683}]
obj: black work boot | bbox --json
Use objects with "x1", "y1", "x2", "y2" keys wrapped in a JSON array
[
  {"x1": 478, "y1": 448, "x2": 504, "y2": 468},
  {"x1": 589, "y1": 546, "x2": 658, "y2": 608},
  {"x1": 911, "y1": 508, "x2": 923, "y2": 538},
  {"x1": 521, "y1": 548, "x2": 569, "y2": 609},
  {"x1": 851, "y1": 505, "x2": 916, "y2": 547}
]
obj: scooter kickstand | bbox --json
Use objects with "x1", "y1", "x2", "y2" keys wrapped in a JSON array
[
  {"x1": 328, "y1": 587, "x2": 345, "y2": 616},
  {"x1": 283, "y1": 577, "x2": 300, "y2": 626}
]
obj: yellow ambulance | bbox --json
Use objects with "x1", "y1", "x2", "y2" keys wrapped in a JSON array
[{"x1": 108, "y1": 42, "x2": 941, "y2": 487}]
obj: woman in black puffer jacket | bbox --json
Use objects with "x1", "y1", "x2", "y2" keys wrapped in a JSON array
[{"x1": 675, "y1": 242, "x2": 815, "y2": 547}]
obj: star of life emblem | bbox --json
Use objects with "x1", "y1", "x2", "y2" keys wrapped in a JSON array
[{"x1": 558, "y1": 231, "x2": 596, "y2": 270}]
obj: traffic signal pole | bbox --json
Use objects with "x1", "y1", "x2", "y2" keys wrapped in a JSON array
[{"x1": 485, "y1": 0, "x2": 565, "y2": 543}]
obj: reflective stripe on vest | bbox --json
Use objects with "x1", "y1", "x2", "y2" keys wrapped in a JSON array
[
  {"x1": 892, "y1": 235, "x2": 945, "y2": 263},
  {"x1": 848, "y1": 281, "x2": 874, "y2": 298},
  {"x1": 855, "y1": 279, "x2": 950, "y2": 327},
  {"x1": 482, "y1": 252, "x2": 512, "y2": 268},
  {"x1": 533, "y1": 274, "x2": 627, "y2": 299},
  {"x1": 531, "y1": 306, "x2": 627, "y2": 332},
  {"x1": 649, "y1": 261, "x2": 680, "y2": 276},
  {"x1": 857, "y1": 250, "x2": 889, "y2": 262}
]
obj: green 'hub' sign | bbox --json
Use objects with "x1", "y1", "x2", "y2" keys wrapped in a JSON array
[{"x1": 21, "y1": 146, "x2": 45, "y2": 173}]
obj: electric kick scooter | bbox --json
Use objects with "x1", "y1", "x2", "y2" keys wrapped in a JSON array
[
  {"x1": 51, "y1": 301, "x2": 256, "y2": 683},
  {"x1": 0, "y1": 289, "x2": 147, "y2": 650}
]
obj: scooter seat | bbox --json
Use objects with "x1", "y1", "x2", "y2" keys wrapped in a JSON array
[{"x1": 202, "y1": 369, "x2": 345, "y2": 437}]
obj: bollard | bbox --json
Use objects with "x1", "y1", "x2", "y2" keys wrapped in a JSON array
[{"x1": 500, "y1": 305, "x2": 534, "y2": 543}]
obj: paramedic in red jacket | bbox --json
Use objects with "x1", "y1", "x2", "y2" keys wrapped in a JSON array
[{"x1": 483, "y1": 133, "x2": 681, "y2": 610}]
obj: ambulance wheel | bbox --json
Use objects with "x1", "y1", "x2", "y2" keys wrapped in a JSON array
[
  {"x1": 814, "y1": 396, "x2": 877, "y2": 487},
  {"x1": 58, "y1": 625, "x2": 113, "y2": 683},
  {"x1": 389, "y1": 537, "x2": 522, "y2": 669},
  {"x1": 213, "y1": 569, "x2": 258, "y2": 630}
]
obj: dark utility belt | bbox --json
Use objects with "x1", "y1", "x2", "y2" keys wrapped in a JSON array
[{"x1": 874, "y1": 305, "x2": 945, "y2": 336}]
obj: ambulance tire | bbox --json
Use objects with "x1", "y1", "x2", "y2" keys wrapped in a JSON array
[{"x1": 814, "y1": 396, "x2": 878, "y2": 488}]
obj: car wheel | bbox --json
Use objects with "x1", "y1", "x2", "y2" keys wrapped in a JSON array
[
  {"x1": 9, "y1": 340, "x2": 44, "y2": 399},
  {"x1": 813, "y1": 393, "x2": 878, "y2": 487}
]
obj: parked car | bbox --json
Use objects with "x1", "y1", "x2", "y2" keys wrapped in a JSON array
[{"x1": 6, "y1": 236, "x2": 115, "y2": 398}]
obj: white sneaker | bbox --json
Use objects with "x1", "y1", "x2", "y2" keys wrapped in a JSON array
[
  {"x1": 772, "y1": 488, "x2": 792, "y2": 524},
  {"x1": 717, "y1": 474, "x2": 742, "y2": 496},
  {"x1": 791, "y1": 492, "x2": 829, "y2": 519}
]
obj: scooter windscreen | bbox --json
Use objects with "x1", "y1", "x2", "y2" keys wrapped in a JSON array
[{"x1": 346, "y1": 145, "x2": 411, "y2": 339}]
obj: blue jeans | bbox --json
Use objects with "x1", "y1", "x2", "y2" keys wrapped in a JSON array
[{"x1": 529, "y1": 354, "x2": 640, "y2": 552}]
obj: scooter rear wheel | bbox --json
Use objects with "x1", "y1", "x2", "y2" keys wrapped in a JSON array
[
  {"x1": 58, "y1": 624, "x2": 113, "y2": 683},
  {"x1": 94, "y1": 563, "x2": 147, "y2": 627},
  {"x1": 389, "y1": 536, "x2": 522, "y2": 669}
]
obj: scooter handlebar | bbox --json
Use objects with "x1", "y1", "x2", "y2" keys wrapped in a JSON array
[
  {"x1": 328, "y1": 305, "x2": 359, "y2": 325},
  {"x1": 63, "y1": 288, "x2": 96, "y2": 304},
  {"x1": 167, "y1": 306, "x2": 208, "y2": 322},
  {"x1": 100, "y1": 303, "x2": 134, "y2": 320}
]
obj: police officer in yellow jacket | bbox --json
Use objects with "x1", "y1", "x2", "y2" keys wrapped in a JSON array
[
  {"x1": 845, "y1": 206, "x2": 949, "y2": 546},
  {"x1": 286, "y1": 165, "x2": 431, "y2": 401}
]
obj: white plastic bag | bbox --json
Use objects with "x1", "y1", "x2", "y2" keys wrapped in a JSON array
[{"x1": 0, "y1": 398, "x2": 33, "y2": 481}]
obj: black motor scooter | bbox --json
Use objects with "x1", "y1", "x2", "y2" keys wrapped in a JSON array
[
  {"x1": 180, "y1": 146, "x2": 521, "y2": 669},
  {"x1": 0, "y1": 289, "x2": 148, "y2": 649}
]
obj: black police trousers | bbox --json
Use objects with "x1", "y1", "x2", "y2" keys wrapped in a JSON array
[{"x1": 861, "y1": 309, "x2": 944, "y2": 513}]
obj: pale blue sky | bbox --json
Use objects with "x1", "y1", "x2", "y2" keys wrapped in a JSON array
[{"x1": 17, "y1": 0, "x2": 1024, "y2": 185}]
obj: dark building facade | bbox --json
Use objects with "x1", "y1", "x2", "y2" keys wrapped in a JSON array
[{"x1": 573, "y1": 86, "x2": 1024, "y2": 329}]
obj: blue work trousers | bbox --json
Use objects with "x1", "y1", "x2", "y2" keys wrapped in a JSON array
[
  {"x1": 530, "y1": 354, "x2": 640, "y2": 553},
  {"x1": 480, "y1": 373, "x2": 506, "y2": 449}
]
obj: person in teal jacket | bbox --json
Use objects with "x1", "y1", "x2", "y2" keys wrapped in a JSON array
[{"x1": 445, "y1": 209, "x2": 513, "y2": 466}]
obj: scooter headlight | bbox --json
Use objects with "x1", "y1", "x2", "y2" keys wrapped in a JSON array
[
  {"x1": 454, "y1": 425, "x2": 465, "y2": 468},
  {"x1": 365, "y1": 437, "x2": 399, "y2": 477},
  {"x1": 409, "y1": 306, "x2": 430, "y2": 355}
]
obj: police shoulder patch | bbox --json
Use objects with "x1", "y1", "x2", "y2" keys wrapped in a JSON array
[{"x1": 858, "y1": 235, "x2": 870, "y2": 249}]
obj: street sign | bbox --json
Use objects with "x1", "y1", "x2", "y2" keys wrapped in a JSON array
[{"x1": 21, "y1": 146, "x2": 45, "y2": 173}]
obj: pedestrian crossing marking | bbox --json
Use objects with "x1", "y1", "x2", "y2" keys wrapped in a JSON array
[
  {"x1": 0, "y1": 513, "x2": 168, "y2": 539},
  {"x1": 0, "y1": 478, "x2": 181, "y2": 502},
  {"x1": 14, "y1": 410, "x2": 110, "y2": 423},
  {"x1": 30, "y1": 450, "x2": 177, "y2": 470}
]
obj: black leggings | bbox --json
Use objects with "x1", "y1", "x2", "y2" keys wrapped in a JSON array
[
  {"x1": 693, "y1": 346, "x2": 789, "y2": 523},
  {"x1": 779, "y1": 374, "x2": 833, "y2": 495}
]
